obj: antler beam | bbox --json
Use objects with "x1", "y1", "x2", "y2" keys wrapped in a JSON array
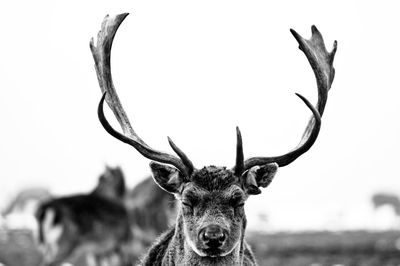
[
  {"x1": 91, "y1": 13, "x2": 194, "y2": 176},
  {"x1": 240, "y1": 25, "x2": 337, "y2": 172}
]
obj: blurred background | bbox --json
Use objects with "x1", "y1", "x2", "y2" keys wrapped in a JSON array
[{"x1": 1, "y1": 0, "x2": 400, "y2": 265}]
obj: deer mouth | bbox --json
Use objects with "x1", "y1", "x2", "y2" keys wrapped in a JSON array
[{"x1": 203, "y1": 248, "x2": 225, "y2": 257}]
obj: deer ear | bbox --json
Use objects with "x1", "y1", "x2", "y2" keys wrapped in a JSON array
[
  {"x1": 150, "y1": 162, "x2": 185, "y2": 194},
  {"x1": 242, "y1": 163, "x2": 278, "y2": 195}
]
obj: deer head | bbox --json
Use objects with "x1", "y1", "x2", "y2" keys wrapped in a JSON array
[
  {"x1": 92, "y1": 165, "x2": 126, "y2": 201},
  {"x1": 90, "y1": 13, "x2": 336, "y2": 260}
]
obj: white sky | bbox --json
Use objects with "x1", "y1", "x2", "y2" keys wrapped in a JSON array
[{"x1": 1, "y1": 0, "x2": 400, "y2": 231}]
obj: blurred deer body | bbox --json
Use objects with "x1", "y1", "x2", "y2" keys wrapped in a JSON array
[
  {"x1": 91, "y1": 13, "x2": 337, "y2": 265},
  {"x1": 36, "y1": 166, "x2": 131, "y2": 266},
  {"x1": 372, "y1": 193, "x2": 400, "y2": 216},
  {"x1": 1, "y1": 188, "x2": 51, "y2": 231},
  {"x1": 126, "y1": 176, "x2": 176, "y2": 247},
  {"x1": 2, "y1": 188, "x2": 51, "y2": 217}
]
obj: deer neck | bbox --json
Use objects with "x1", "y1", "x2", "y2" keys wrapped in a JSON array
[{"x1": 165, "y1": 214, "x2": 247, "y2": 266}]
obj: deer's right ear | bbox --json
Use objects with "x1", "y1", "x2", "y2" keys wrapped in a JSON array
[{"x1": 150, "y1": 162, "x2": 185, "y2": 194}]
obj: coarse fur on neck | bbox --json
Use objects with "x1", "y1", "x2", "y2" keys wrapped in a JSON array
[{"x1": 140, "y1": 212, "x2": 257, "y2": 266}]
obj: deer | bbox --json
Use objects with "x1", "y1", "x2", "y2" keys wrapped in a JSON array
[
  {"x1": 125, "y1": 176, "x2": 176, "y2": 261},
  {"x1": 90, "y1": 13, "x2": 337, "y2": 266},
  {"x1": 35, "y1": 166, "x2": 132, "y2": 266},
  {"x1": 372, "y1": 193, "x2": 400, "y2": 216},
  {"x1": 1, "y1": 187, "x2": 51, "y2": 231}
]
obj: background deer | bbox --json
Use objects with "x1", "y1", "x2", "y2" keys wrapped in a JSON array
[
  {"x1": 125, "y1": 176, "x2": 176, "y2": 258},
  {"x1": 1, "y1": 188, "x2": 51, "y2": 231},
  {"x1": 91, "y1": 13, "x2": 337, "y2": 265},
  {"x1": 36, "y1": 166, "x2": 131, "y2": 266}
]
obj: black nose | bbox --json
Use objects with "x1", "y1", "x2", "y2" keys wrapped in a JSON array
[{"x1": 199, "y1": 225, "x2": 227, "y2": 248}]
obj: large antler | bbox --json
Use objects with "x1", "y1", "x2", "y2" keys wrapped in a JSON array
[
  {"x1": 238, "y1": 25, "x2": 337, "y2": 173},
  {"x1": 91, "y1": 13, "x2": 194, "y2": 177}
]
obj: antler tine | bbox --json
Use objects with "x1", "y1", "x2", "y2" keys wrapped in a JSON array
[
  {"x1": 234, "y1": 127, "x2": 244, "y2": 176},
  {"x1": 292, "y1": 25, "x2": 337, "y2": 115},
  {"x1": 91, "y1": 13, "x2": 192, "y2": 176},
  {"x1": 90, "y1": 13, "x2": 138, "y2": 141},
  {"x1": 168, "y1": 137, "x2": 195, "y2": 175},
  {"x1": 243, "y1": 25, "x2": 337, "y2": 171}
]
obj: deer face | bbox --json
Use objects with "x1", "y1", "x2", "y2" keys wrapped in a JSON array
[
  {"x1": 180, "y1": 167, "x2": 245, "y2": 257},
  {"x1": 150, "y1": 162, "x2": 278, "y2": 257}
]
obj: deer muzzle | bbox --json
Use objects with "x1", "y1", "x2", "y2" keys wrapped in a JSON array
[{"x1": 198, "y1": 224, "x2": 228, "y2": 252}]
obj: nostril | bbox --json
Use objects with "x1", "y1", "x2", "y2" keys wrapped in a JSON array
[
  {"x1": 200, "y1": 225, "x2": 227, "y2": 245},
  {"x1": 219, "y1": 231, "x2": 226, "y2": 242}
]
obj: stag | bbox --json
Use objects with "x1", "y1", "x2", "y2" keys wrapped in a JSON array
[
  {"x1": 91, "y1": 13, "x2": 337, "y2": 266},
  {"x1": 36, "y1": 166, "x2": 131, "y2": 266}
]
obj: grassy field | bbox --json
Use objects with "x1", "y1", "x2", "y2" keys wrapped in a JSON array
[
  {"x1": 1, "y1": 228, "x2": 400, "y2": 266},
  {"x1": 247, "y1": 230, "x2": 400, "y2": 266}
]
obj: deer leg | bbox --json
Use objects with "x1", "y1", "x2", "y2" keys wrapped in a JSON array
[
  {"x1": 45, "y1": 242, "x2": 76, "y2": 266},
  {"x1": 85, "y1": 253, "x2": 98, "y2": 266}
]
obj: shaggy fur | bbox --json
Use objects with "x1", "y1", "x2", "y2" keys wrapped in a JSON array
[
  {"x1": 140, "y1": 165, "x2": 260, "y2": 266},
  {"x1": 191, "y1": 166, "x2": 237, "y2": 192},
  {"x1": 140, "y1": 224, "x2": 257, "y2": 266}
]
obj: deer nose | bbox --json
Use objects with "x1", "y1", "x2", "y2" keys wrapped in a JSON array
[{"x1": 199, "y1": 225, "x2": 227, "y2": 247}]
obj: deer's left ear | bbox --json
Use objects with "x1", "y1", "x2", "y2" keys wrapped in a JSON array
[
  {"x1": 241, "y1": 163, "x2": 278, "y2": 195},
  {"x1": 150, "y1": 162, "x2": 185, "y2": 194}
]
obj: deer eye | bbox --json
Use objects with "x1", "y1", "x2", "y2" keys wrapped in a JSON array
[
  {"x1": 230, "y1": 196, "x2": 244, "y2": 208},
  {"x1": 182, "y1": 201, "x2": 193, "y2": 209},
  {"x1": 233, "y1": 202, "x2": 245, "y2": 209}
]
